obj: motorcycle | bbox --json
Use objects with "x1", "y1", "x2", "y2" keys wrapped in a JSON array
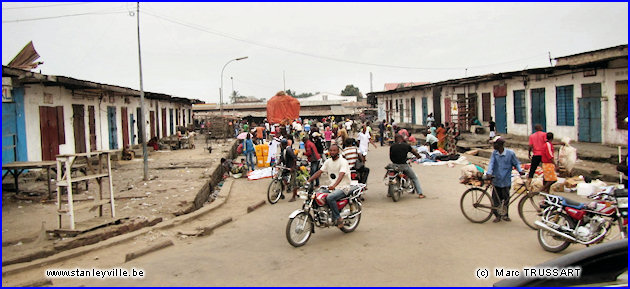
[
  {"x1": 286, "y1": 183, "x2": 365, "y2": 247},
  {"x1": 534, "y1": 186, "x2": 628, "y2": 253},
  {"x1": 383, "y1": 160, "x2": 416, "y2": 202}
]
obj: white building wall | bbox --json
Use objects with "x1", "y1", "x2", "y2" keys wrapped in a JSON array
[
  {"x1": 21, "y1": 83, "x2": 192, "y2": 162},
  {"x1": 374, "y1": 68, "x2": 627, "y2": 145}
]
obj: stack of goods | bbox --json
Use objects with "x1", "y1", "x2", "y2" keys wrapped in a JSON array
[{"x1": 255, "y1": 143, "x2": 271, "y2": 167}]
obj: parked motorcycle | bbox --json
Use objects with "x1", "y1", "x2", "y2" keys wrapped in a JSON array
[
  {"x1": 535, "y1": 187, "x2": 628, "y2": 253},
  {"x1": 384, "y1": 160, "x2": 415, "y2": 202},
  {"x1": 286, "y1": 184, "x2": 365, "y2": 247}
]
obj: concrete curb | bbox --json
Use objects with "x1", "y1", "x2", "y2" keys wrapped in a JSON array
[
  {"x1": 124, "y1": 239, "x2": 174, "y2": 262},
  {"x1": 1, "y1": 179, "x2": 234, "y2": 277},
  {"x1": 199, "y1": 217, "x2": 233, "y2": 236},
  {"x1": 14, "y1": 278, "x2": 52, "y2": 287},
  {"x1": 246, "y1": 200, "x2": 266, "y2": 213}
]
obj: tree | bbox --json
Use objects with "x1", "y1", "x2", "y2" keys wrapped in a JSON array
[
  {"x1": 285, "y1": 89, "x2": 316, "y2": 98},
  {"x1": 340, "y1": 84, "x2": 363, "y2": 100},
  {"x1": 230, "y1": 90, "x2": 240, "y2": 103},
  {"x1": 285, "y1": 89, "x2": 296, "y2": 97}
]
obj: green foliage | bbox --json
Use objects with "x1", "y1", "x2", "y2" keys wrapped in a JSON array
[
  {"x1": 285, "y1": 89, "x2": 316, "y2": 98},
  {"x1": 340, "y1": 84, "x2": 363, "y2": 100}
]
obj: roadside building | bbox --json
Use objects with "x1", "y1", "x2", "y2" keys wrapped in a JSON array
[
  {"x1": 367, "y1": 44, "x2": 628, "y2": 145},
  {"x1": 2, "y1": 66, "x2": 200, "y2": 165}
]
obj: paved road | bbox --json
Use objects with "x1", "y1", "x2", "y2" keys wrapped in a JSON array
[{"x1": 31, "y1": 146, "x2": 581, "y2": 286}]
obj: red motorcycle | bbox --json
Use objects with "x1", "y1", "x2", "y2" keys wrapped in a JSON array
[
  {"x1": 286, "y1": 184, "x2": 364, "y2": 247},
  {"x1": 535, "y1": 187, "x2": 628, "y2": 252}
]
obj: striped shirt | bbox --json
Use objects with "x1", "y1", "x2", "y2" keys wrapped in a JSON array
[{"x1": 342, "y1": 146, "x2": 360, "y2": 168}]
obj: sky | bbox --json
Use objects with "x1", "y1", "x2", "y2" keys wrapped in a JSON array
[{"x1": 2, "y1": 2, "x2": 628, "y2": 104}]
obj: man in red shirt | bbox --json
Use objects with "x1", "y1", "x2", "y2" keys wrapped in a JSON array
[
  {"x1": 303, "y1": 136, "x2": 322, "y2": 186},
  {"x1": 528, "y1": 124, "x2": 547, "y2": 180}
]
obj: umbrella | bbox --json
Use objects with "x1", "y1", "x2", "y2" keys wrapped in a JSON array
[{"x1": 237, "y1": 132, "x2": 249, "y2": 140}]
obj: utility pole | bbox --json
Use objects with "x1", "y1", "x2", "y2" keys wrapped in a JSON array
[
  {"x1": 370, "y1": 72, "x2": 373, "y2": 92},
  {"x1": 136, "y1": 2, "x2": 148, "y2": 181},
  {"x1": 283, "y1": 70, "x2": 286, "y2": 91}
]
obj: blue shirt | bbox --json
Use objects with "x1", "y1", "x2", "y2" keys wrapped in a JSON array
[
  {"x1": 486, "y1": 149, "x2": 522, "y2": 188},
  {"x1": 244, "y1": 139, "x2": 255, "y2": 153}
]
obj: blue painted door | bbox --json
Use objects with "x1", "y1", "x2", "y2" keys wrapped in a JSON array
[
  {"x1": 107, "y1": 106, "x2": 118, "y2": 149},
  {"x1": 421, "y1": 97, "x2": 428, "y2": 125},
  {"x1": 130, "y1": 113, "x2": 136, "y2": 145},
  {"x1": 3, "y1": 102, "x2": 17, "y2": 165},
  {"x1": 494, "y1": 97, "x2": 507, "y2": 134},
  {"x1": 578, "y1": 97, "x2": 602, "y2": 143},
  {"x1": 411, "y1": 98, "x2": 416, "y2": 124},
  {"x1": 2, "y1": 87, "x2": 27, "y2": 169},
  {"x1": 169, "y1": 108, "x2": 174, "y2": 135},
  {"x1": 530, "y1": 88, "x2": 546, "y2": 131}
]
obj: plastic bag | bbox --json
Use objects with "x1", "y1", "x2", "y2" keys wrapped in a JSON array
[{"x1": 558, "y1": 142, "x2": 577, "y2": 174}]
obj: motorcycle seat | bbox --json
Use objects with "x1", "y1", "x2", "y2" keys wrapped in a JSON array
[{"x1": 560, "y1": 196, "x2": 585, "y2": 210}]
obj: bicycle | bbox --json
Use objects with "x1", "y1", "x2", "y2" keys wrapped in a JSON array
[
  {"x1": 460, "y1": 174, "x2": 544, "y2": 230},
  {"x1": 267, "y1": 165, "x2": 291, "y2": 204}
]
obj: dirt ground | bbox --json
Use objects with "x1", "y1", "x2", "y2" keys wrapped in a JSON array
[
  {"x1": 4, "y1": 144, "x2": 625, "y2": 286},
  {"x1": 2, "y1": 136, "x2": 236, "y2": 264}
]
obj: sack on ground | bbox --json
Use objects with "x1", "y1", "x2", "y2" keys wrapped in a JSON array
[{"x1": 558, "y1": 144, "x2": 577, "y2": 174}]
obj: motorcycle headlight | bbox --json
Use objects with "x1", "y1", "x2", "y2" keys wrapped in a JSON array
[{"x1": 617, "y1": 197, "x2": 628, "y2": 209}]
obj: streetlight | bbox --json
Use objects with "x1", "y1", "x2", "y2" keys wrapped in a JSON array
[{"x1": 220, "y1": 56, "x2": 248, "y2": 116}]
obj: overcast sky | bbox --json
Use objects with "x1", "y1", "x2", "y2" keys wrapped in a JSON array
[{"x1": 2, "y1": 2, "x2": 628, "y2": 103}]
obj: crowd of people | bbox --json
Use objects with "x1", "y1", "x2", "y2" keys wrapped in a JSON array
[{"x1": 232, "y1": 116, "x2": 379, "y2": 202}]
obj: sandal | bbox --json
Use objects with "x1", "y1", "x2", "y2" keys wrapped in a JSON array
[
  {"x1": 418, "y1": 194, "x2": 426, "y2": 199},
  {"x1": 336, "y1": 218, "x2": 345, "y2": 228}
]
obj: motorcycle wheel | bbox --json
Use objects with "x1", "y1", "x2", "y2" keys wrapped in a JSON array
[
  {"x1": 390, "y1": 182, "x2": 401, "y2": 202},
  {"x1": 267, "y1": 179, "x2": 284, "y2": 204},
  {"x1": 286, "y1": 212, "x2": 313, "y2": 247},
  {"x1": 340, "y1": 201, "x2": 362, "y2": 233},
  {"x1": 518, "y1": 192, "x2": 545, "y2": 230},
  {"x1": 538, "y1": 212, "x2": 574, "y2": 253},
  {"x1": 460, "y1": 188, "x2": 493, "y2": 223}
]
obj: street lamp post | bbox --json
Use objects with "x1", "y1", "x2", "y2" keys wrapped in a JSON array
[{"x1": 220, "y1": 56, "x2": 248, "y2": 116}]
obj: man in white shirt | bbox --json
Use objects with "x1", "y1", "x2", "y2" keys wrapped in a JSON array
[
  {"x1": 345, "y1": 119, "x2": 353, "y2": 132},
  {"x1": 357, "y1": 125, "x2": 375, "y2": 156},
  {"x1": 307, "y1": 144, "x2": 352, "y2": 228}
]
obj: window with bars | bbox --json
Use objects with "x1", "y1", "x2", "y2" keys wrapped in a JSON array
[
  {"x1": 513, "y1": 90, "x2": 526, "y2": 124},
  {"x1": 616, "y1": 80, "x2": 628, "y2": 130},
  {"x1": 556, "y1": 85, "x2": 574, "y2": 126}
]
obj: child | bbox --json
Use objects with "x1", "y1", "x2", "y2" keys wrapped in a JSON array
[
  {"x1": 540, "y1": 132, "x2": 557, "y2": 193},
  {"x1": 488, "y1": 117, "x2": 496, "y2": 140}
]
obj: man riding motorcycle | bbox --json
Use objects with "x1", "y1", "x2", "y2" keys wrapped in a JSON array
[
  {"x1": 389, "y1": 134, "x2": 425, "y2": 198},
  {"x1": 306, "y1": 144, "x2": 353, "y2": 228}
]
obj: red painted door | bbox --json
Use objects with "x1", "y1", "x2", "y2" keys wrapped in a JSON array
[
  {"x1": 150, "y1": 111, "x2": 156, "y2": 138},
  {"x1": 444, "y1": 98, "x2": 452, "y2": 123},
  {"x1": 39, "y1": 106, "x2": 60, "y2": 161},
  {"x1": 72, "y1": 104, "x2": 86, "y2": 153},
  {"x1": 121, "y1": 107, "x2": 130, "y2": 148},
  {"x1": 88, "y1": 106, "x2": 97, "y2": 151}
]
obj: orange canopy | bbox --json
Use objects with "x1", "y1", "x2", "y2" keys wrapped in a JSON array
[{"x1": 266, "y1": 93, "x2": 300, "y2": 124}]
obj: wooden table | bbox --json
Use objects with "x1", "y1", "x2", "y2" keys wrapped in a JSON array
[{"x1": 2, "y1": 161, "x2": 56, "y2": 198}]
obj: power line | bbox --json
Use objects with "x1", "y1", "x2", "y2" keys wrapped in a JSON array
[
  {"x1": 2, "y1": 10, "x2": 127, "y2": 23},
  {"x1": 142, "y1": 9, "x2": 549, "y2": 71},
  {"x1": 2, "y1": 2, "x2": 96, "y2": 10}
]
